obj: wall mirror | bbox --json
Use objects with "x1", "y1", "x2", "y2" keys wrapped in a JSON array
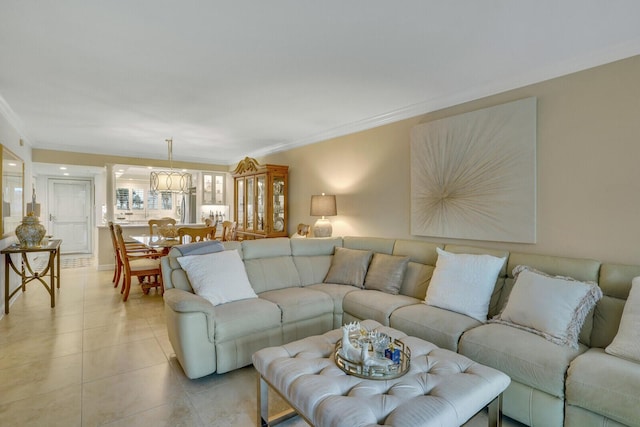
[{"x1": 1, "y1": 144, "x2": 24, "y2": 237}]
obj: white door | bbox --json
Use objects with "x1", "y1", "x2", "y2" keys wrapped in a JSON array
[{"x1": 48, "y1": 179, "x2": 92, "y2": 254}]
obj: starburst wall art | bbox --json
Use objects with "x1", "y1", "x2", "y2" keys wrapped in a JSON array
[{"x1": 410, "y1": 97, "x2": 537, "y2": 243}]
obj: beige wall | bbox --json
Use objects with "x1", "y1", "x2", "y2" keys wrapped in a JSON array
[
  {"x1": 263, "y1": 55, "x2": 640, "y2": 266},
  {"x1": 0, "y1": 112, "x2": 34, "y2": 314}
]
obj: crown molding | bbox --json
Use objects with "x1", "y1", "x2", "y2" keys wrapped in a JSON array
[
  {"x1": 249, "y1": 42, "x2": 640, "y2": 163},
  {"x1": 0, "y1": 93, "x2": 31, "y2": 146}
]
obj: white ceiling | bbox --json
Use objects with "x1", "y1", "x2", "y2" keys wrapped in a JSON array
[{"x1": 2, "y1": 1, "x2": 640, "y2": 166}]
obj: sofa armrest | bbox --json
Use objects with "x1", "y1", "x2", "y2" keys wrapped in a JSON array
[{"x1": 163, "y1": 288, "x2": 216, "y2": 316}]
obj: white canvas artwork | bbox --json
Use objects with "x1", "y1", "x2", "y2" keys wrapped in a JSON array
[{"x1": 410, "y1": 97, "x2": 537, "y2": 243}]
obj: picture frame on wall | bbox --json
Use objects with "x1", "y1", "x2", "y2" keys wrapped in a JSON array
[{"x1": 410, "y1": 97, "x2": 537, "y2": 244}]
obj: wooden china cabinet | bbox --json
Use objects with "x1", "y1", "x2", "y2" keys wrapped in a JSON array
[{"x1": 232, "y1": 157, "x2": 288, "y2": 240}]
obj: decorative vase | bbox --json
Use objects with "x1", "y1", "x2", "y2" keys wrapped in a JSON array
[{"x1": 15, "y1": 213, "x2": 47, "y2": 248}]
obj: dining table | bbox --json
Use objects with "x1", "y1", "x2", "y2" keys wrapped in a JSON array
[{"x1": 128, "y1": 235, "x2": 182, "y2": 255}]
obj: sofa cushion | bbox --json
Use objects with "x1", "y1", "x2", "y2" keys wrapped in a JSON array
[
  {"x1": 390, "y1": 303, "x2": 481, "y2": 351},
  {"x1": 605, "y1": 278, "x2": 640, "y2": 362},
  {"x1": 291, "y1": 237, "x2": 340, "y2": 286},
  {"x1": 343, "y1": 236, "x2": 395, "y2": 254},
  {"x1": 241, "y1": 237, "x2": 292, "y2": 259},
  {"x1": 459, "y1": 323, "x2": 587, "y2": 398},
  {"x1": 259, "y1": 287, "x2": 333, "y2": 324},
  {"x1": 324, "y1": 247, "x2": 373, "y2": 288},
  {"x1": 213, "y1": 298, "x2": 282, "y2": 342},
  {"x1": 425, "y1": 248, "x2": 506, "y2": 322},
  {"x1": 244, "y1": 256, "x2": 301, "y2": 293},
  {"x1": 342, "y1": 290, "x2": 420, "y2": 326},
  {"x1": 177, "y1": 249, "x2": 257, "y2": 306},
  {"x1": 294, "y1": 256, "x2": 333, "y2": 286},
  {"x1": 290, "y1": 237, "x2": 342, "y2": 256},
  {"x1": 392, "y1": 240, "x2": 440, "y2": 299},
  {"x1": 491, "y1": 265, "x2": 603, "y2": 349},
  {"x1": 364, "y1": 253, "x2": 410, "y2": 295},
  {"x1": 567, "y1": 348, "x2": 640, "y2": 426},
  {"x1": 308, "y1": 283, "x2": 361, "y2": 316},
  {"x1": 392, "y1": 239, "x2": 441, "y2": 265}
]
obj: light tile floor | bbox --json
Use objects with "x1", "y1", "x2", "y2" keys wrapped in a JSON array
[{"x1": 0, "y1": 260, "x2": 524, "y2": 426}]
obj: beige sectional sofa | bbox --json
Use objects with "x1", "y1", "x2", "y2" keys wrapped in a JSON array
[{"x1": 161, "y1": 236, "x2": 640, "y2": 427}]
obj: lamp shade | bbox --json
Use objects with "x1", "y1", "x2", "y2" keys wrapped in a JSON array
[
  {"x1": 150, "y1": 171, "x2": 192, "y2": 193},
  {"x1": 149, "y1": 138, "x2": 193, "y2": 193},
  {"x1": 310, "y1": 194, "x2": 337, "y2": 217}
]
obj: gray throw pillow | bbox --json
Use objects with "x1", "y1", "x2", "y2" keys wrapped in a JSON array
[
  {"x1": 324, "y1": 247, "x2": 373, "y2": 288},
  {"x1": 364, "y1": 253, "x2": 410, "y2": 295}
]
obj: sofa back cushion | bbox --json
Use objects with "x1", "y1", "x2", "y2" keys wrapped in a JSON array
[
  {"x1": 242, "y1": 238, "x2": 301, "y2": 293},
  {"x1": 343, "y1": 236, "x2": 395, "y2": 254},
  {"x1": 291, "y1": 237, "x2": 342, "y2": 286},
  {"x1": 291, "y1": 237, "x2": 342, "y2": 256},
  {"x1": 444, "y1": 244, "x2": 510, "y2": 318},
  {"x1": 242, "y1": 237, "x2": 291, "y2": 259},
  {"x1": 392, "y1": 240, "x2": 442, "y2": 299},
  {"x1": 592, "y1": 263, "x2": 640, "y2": 348},
  {"x1": 504, "y1": 252, "x2": 601, "y2": 346},
  {"x1": 222, "y1": 241, "x2": 243, "y2": 256}
]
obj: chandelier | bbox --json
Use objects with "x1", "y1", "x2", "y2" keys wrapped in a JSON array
[{"x1": 149, "y1": 138, "x2": 192, "y2": 193}]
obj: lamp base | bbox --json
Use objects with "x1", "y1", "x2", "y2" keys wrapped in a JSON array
[{"x1": 313, "y1": 218, "x2": 333, "y2": 237}]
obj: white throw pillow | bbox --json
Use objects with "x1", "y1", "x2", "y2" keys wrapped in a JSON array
[
  {"x1": 424, "y1": 248, "x2": 505, "y2": 322},
  {"x1": 605, "y1": 278, "x2": 640, "y2": 362},
  {"x1": 177, "y1": 249, "x2": 257, "y2": 306},
  {"x1": 491, "y1": 265, "x2": 603, "y2": 349}
]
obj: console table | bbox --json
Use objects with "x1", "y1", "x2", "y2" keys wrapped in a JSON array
[{"x1": 2, "y1": 239, "x2": 62, "y2": 314}]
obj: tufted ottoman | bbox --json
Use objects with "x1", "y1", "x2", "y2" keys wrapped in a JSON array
[{"x1": 253, "y1": 320, "x2": 510, "y2": 427}]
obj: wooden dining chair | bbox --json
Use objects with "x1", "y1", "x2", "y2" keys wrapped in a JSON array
[
  {"x1": 107, "y1": 221, "x2": 151, "y2": 289},
  {"x1": 114, "y1": 224, "x2": 162, "y2": 301},
  {"x1": 178, "y1": 226, "x2": 217, "y2": 244},
  {"x1": 148, "y1": 217, "x2": 177, "y2": 238},
  {"x1": 222, "y1": 221, "x2": 237, "y2": 241}
]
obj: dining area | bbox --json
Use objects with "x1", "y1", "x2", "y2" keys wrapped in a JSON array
[{"x1": 107, "y1": 217, "x2": 237, "y2": 301}]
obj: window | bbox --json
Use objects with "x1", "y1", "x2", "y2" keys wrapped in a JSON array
[
  {"x1": 148, "y1": 191, "x2": 173, "y2": 210},
  {"x1": 116, "y1": 188, "x2": 129, "y2": 210},
  {"x1": 161, "y1": 192, "x2": 172, "y2": 210},
  {"x1": 131, "y1": 188, "x2": 144, "y2": 209}
]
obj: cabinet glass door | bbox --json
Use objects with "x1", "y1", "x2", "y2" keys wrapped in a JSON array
[
  {"x1": 256, "y1": 175, "x2": 265, "y2": 232},
  {"x1": 214, "y1": 174, "x2": 224, "y2": 204},
  {"x1": 246, "y1": 177, "x2": 254, "y2": 231},
  {"x1": 272, "y1": 176, "x2": 285, "y2": 233},
  {"x1": 203, "y1": 172, "x2": 226, "y2": 205},
  {"x1": 236, "y1": 178, "x2": 244, "y2": 230}
]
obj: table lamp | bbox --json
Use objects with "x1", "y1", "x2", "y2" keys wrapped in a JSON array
[{"x1": 310, "y1": 193, "x2": 337, "y2": 237}]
